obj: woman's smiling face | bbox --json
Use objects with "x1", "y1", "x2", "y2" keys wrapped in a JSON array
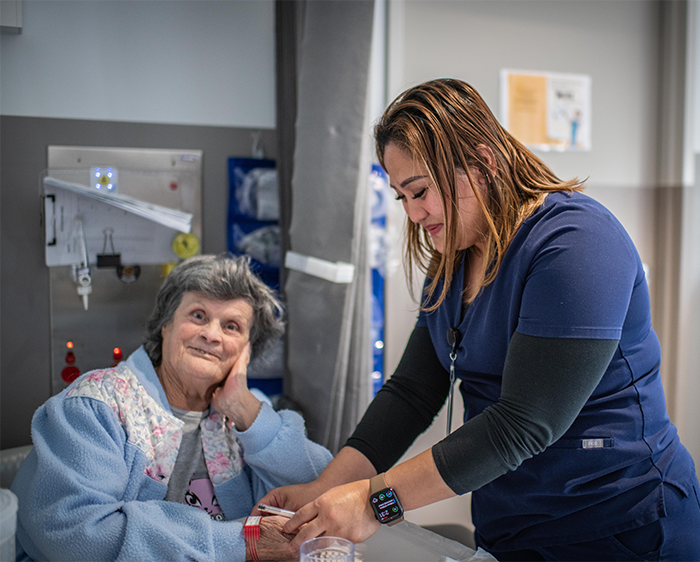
[
  {"x1": 159, "y1": 291, "x2": 253, "y2": 391},
  {"x1": 383, "y1": 142, "x2": 488, "y2": 254}
]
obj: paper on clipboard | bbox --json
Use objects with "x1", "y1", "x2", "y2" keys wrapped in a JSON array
[
  {"x1": 44, "y1": 177, "x2": 192, "y2": 232},
  {"x1": 43, "y1": 176, "x2": 193, "y2": 267}
]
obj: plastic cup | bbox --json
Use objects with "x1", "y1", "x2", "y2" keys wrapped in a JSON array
[
  {"x1": 300, "y1": 536, "x2": 355, "y2": 562},
  {"x1": 0, "y1": 489, "x2": 18, "y2": 562}
]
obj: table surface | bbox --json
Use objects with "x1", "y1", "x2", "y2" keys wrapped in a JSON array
[{"x1": 355, "y1": 521, "x2": 496, "y2": 562}]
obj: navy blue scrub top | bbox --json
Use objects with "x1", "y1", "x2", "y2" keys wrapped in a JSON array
[{"x1": 417, "y1": 191, "x2": 696, "y2": 550}]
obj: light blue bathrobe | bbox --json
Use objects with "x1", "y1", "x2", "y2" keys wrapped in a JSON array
[{"x1": 12, "y1": 347, "x2": 332, "y2": 562}]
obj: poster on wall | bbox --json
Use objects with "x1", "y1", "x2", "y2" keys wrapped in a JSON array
[{"x1": 500, "y1": 69, "x2": 591, "y2": 152}]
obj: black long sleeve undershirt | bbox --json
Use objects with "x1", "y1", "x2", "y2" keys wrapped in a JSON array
[{"x1": 345, "y1": 327, "x2": 618, "y2": 495}]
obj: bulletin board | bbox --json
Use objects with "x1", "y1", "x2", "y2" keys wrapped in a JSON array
[{"x1": 500, "y1": 69, "x2": 591, "y2": 152}]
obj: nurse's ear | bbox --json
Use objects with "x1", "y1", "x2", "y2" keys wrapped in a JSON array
[
  {"x1": 475, "y1": 145, "x2": 497, "y2": 176},
  {"x1": 466, "y1": 145, "x2": 497, "y2": 192}
]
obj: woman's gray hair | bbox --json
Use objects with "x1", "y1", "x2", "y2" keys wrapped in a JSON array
[{"x1": 144, "y1": 253, "x2": 284, "y2": 366}]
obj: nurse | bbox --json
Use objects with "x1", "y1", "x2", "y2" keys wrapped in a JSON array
[{"x1": 259, "y1": 79, "x2": 700, "y2": 561}]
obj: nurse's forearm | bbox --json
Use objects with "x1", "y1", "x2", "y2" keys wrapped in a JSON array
[
  {"x1": 315, "y1": 446, "x2": 378, "y2": 490},
  {"x1": 384, "y1": 448, "x2": 456, "y2": 510},
  {"x1": 314, "y1": 446, "x2": 456, "y2": 512}
]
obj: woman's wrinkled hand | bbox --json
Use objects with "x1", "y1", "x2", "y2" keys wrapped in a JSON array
[
  {"x1": 246, "y1": 515, "x2": 299, "y2": 561},
  {"x1": 211, "y1": 344, "x2": 261, "y2": 431},
  {"x1": 283, "y1": 480, "x2": 381, "y2": 552}
]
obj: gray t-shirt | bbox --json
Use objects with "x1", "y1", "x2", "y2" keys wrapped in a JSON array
[{"x1": 166, "y1": 406, "x2": 226, "y2": 521}]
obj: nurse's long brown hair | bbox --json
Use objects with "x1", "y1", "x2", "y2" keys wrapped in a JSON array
[{"x1": 375, "y1": 78, "x2": 585, "y2": 311}]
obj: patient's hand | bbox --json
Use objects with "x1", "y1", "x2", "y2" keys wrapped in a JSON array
[
  {"x1": 246, "y1": 515, "x2": 299, "y2": 561},
  {"x1": 212, "y1": 344, "x2": 262, "y2": 432}
]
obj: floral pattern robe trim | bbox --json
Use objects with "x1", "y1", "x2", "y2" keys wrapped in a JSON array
[{"x1": 67, "y1": 365, "x2": 245, "y2": 485}]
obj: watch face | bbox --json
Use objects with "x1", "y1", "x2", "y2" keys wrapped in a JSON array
[{"x1": 370, "y1": 488, "x2": 403, "y2": 524}]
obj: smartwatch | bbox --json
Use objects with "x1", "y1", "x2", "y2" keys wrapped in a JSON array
[{"x1": 369, "y1": 473, "x2": 404, "y2": 526}]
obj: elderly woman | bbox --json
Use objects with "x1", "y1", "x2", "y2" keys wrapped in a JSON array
[{"x1": 12, "y1": 254, "x2": 332, "y2": 562}]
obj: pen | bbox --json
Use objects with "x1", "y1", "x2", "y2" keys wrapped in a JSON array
[{"x1": 257, "y1": 503, "x2": 296, "y2": 518}]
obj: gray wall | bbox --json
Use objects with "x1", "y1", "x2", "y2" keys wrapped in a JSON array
[
  {"x1": 0, "y1": 116, "x2": 276, "y2": 448},
  {"x1": 398, "y1": 0, "x2": 661, "y2": 190},
  {"x1": 676, "y1": 156, "x2": 700, "y2": 470},
  {"x1": 0, "y1": 0, "x2": 275, "y2": 127}
]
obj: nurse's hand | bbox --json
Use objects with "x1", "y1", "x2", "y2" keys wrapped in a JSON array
[
  {"x1": 283, "y1": 479, "x2": 381, "y2": 551},
  {"x1": 254, "y1": 480, "x2": 328, "y2": 515},
  {"x1": 246, "y1": 515, "x2": 298, "y2": 561}
]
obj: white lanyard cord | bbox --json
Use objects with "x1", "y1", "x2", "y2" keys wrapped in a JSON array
[{"x1": 446, "y1": 349, "x2": 457, "y2": 437}]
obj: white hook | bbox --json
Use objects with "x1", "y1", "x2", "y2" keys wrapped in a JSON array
[{"x1": 251, "y1": 132, "x2": 264, "y2": 159}]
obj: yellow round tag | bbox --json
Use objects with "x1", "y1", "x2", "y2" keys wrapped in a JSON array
[{"x1": 172, "y1": 232, "x2": 200, "y2": 259}]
